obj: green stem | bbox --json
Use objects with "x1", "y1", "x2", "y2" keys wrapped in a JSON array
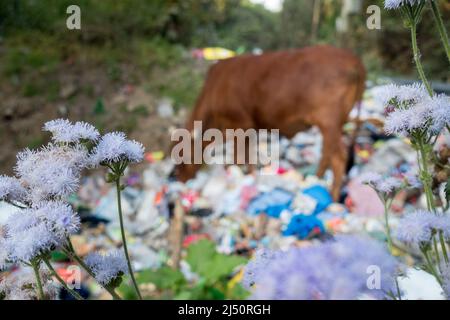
[
  {"x1": 31, "y1": 260, "x2": 45, "y2": 300},
  {"x1": 410, "y1": 23, "x2": 433, "y2": 95},
  {"x1": 422, "y1": 247, "x2": 442, "y2": 285},
  {"x1": 64, "y1": 240, "x2": 122, "y2": 300},
  {"x1": 115, "y1": 178, "x2": 142, "y2": 300},
  {"x1": 433, "y1": 236, "x2": 441, "y2": 266},
  {"x1": 439, "y1": 231, "x2": 449, "y2": 263},
  {"x1": 383, "y1": 200, "x2": 393, "y2": 253},
  {"x1": 429, "y1": 0, "x2": 450, "y2": 63},
  {"x1": 417, "y1": 138, "x2": 435, "y2": 211},
  {"x1": 395, "y1": 277, "x2": 402, "y2": 300},
  {"x1": 43, "y1": 258, "x2": 84, "y2": 300}
]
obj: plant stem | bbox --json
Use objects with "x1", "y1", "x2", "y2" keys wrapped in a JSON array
[
  {"x1": 43, "y1": 258, "x2": 84, "y2": 300},
  {"x1": 433, "y1": 236, "x2": 441, "y2": 266},
  {"x1": 422, "y1": 247, "x2": 442, "y2": 285},
  {"x1": 383, "y1": 200, "x2": 393, "y2": 253},
  {"x1": 394, "y1": 277, "x2": 402, "y2": 300},
  {"x1": 439, "y1": 231, "x2": 449, "y2": 263},
  {"x1": 410, "y1": 23, "x2": 433, "y2": 95},
  {"x1": 115, "y1": 178, "x2": 142, "y2": 300},
  {"x1": 417, "y1": 138, "x2": 435, "y2": 211},
  {"x1": 64, "y1": 240, "x2": 122, "y2": 300},
  {"x1": 31, "y1": 260, "x2": 45, "y2": 300},
  {"x1": 429, "y1": 0, "x2": 450, "y2": 63}
]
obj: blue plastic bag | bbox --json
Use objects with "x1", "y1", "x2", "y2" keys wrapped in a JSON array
[
  {"x1": 283, "y1": 214, "x2": 325, "y2": 239},
  {"x1": 247, "y1": 188, "x2": 293, "y2": 218},
  {"x1": 302, "y1": 185, "x2": 333, "y2": 215}
]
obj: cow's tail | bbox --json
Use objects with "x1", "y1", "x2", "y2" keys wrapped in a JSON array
[{"x1": 346, "y1": 63, "x2": 366, "y2": 173}]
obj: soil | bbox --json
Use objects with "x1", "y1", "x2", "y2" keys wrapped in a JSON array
[{"x1": 0, "y1": 60, "x2": 189, "y2": 175}]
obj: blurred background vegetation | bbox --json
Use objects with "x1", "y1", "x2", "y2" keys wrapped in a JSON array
[{"x1": 0, "y1": 0, "x2": 448, "y2": 172}]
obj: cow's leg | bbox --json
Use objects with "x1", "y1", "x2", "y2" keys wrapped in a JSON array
[
  {"x1": 317, "y1": 124, "x2": 345, "y2": 201},
  {"x1": 316, "y1": 125, "x2": 334, "y2": 178},
  {"x1": 330, "y1": 137, "x2": 347, "y2": 201}
]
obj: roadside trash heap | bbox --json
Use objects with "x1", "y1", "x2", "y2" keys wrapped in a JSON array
[{"x1": 1, "y1": 84, "x2": 447, "y2": 299}]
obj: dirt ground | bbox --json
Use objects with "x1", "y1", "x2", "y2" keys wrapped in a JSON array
[{"x1": 0, "y1": 60, "x2": 192, "y2": 175}]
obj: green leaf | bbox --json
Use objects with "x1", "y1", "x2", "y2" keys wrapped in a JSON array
[
  {"x1": 228, "y1": 284, "x2": 251, "y2": 300},
  {"x1": 116, "y1": 277, "x2": 138, "y2": 300},
  {"x1": 186, "y1": 240, "x2": 247, "y2": 282},
  {"x1": 174, "y1": 290, "x2": 193, "y2": 300},
  {"x1": 185, "y1": 239, "x2": 217, "y2": 273},
  {"x1": 136, "y1": 266, "x2": 186, "y2": 289}
]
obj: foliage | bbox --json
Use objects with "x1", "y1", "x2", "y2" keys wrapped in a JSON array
[{"x1": 118, "y1": 240, "x2": 249, "y2": 300}]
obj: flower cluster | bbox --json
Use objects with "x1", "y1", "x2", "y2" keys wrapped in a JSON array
[
  {"x1": 89, "y1": 132, "x2": 145, "y2": 167},
  {"x1": 242, "y1": 235, "x2": 400, "y2": 300},
  {"x1": 0, "y1": 118, "x2": 145, "y2": 300},
  {"x1": 384, "y1": 0, "x2": 428, "y2": 10},
  {"x1": 84, "y1": 250, "x2": 128, "y2": 285},
  {"x1": 14, "y1": 144, "x2": 90, "y2": 203},
  {"x1": 442, "y1": 264, "x2": 450, "y2": 299},
  {"x1": 242, "y1": 249, "x2": 285, "y2": 289},
  {"x1": 0, "y1": 175, "x2": 27, "y2": 203},
  {"x1": 396, "y1": 210, "x2": 450, "y2": 245},
  {"x1": 359, "y1": 172, "x2": 403, "y2": 196},
  {"x1": 0, "y1": 268, "x2": 59, "y2": 300},
  {"x1": 2, "y1": 201, "x2": 80, "y2": 263},
  {"x1": 43, "y1": 119, "x2": 100, "y2": 144},
  {"x1": 374, "y1": 83, "x2": 450, "y2": 138}
]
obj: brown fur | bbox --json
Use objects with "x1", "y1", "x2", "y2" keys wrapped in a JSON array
[{"x1": 173, "y1": 45, "x2": 366, "y2": 200}]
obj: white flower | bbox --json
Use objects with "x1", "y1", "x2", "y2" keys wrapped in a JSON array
[
  {"x1": 34, "y1": 201, "x2": 80, "y2": 238},
  {"x1": 43, "y1": 119, "x2": 100, "y2": 143},
  {"x1": 0, "y1": 175, "x2": 27, "y2": 202},
  {"x1": 360, "y1": 172, "x2": 402, "y2": 195},
  {"x1": 384, "y1": 0, "x2": 427, "y2": 10},
  {"x1": 3, "y1": 202, "x2": 79, "y2": 263},
  {"x1": 89, "y1": 132, "x2": 145, "y2": 166},
  {"x1": 0, "y1": 267, "x2": 59, "y2": 300},
  {"x1": 84, "y1": 250, "x2": 128, "y2": 285},
  {"x1": 442, "y1": 263, "x2": 450, "y2": 299},
  {"x1": 375, "y1": 83, "x2": 449, "y2": 137},
  {"x1": 375, "y1": 177, "x2": 403, "y2": 194},
  {"x1": 0, "y1": 237, "x2": 9, "y2": 270},
  {"x1": 359, "y1": 172, "x2": 382, "y2": 185},
  {"x1": 374, "y1": 83, "x2": 428, "y2": 105},
  {"x1": 429, "y1": 94, "x2": 450, "y2": 134},
  {"x1": 15, "y1": 144, "x2": 89, "y2": 202},
  {"x1": 5, "y1": 223, "x2": 58, "y2": 262}
]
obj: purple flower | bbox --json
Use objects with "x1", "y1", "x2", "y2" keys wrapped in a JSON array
[
  {"x1": 360, "y1": 172, "x2": 402, "y2": 196},
  {"x1": 359, "y1": 172, "x2": 383, "y2": 185},
  {"x1": 0, "y1": 267, "x2": 59, "y2": 300},
  {"x1": 14, "y1": 144, "x2": 89, "y2": 203},
  {"x1": 243, "y1": 235, "x2": 400, "y2": 300},
  {"x1": 375, "y1": 83, "x2": 449, "y2": 137},
  {"x1": 43, "y1": 119, "x2": 100, "y2": 143},
  {"x1": 384, "y1": 0, "x2": 428, "y2": 10},
  {"x1": 442, "y1": 263, "x2": 450, "y2": 299},
  {"x1": 2, "y1": 202, "x2": 79, "y2": 263},
  {"x1": 403, "y1": 171, "x2": 422, "y2": 189},
  {"x1": 0, "y1": 175, "x2": 27, "y2": 202},
  {"x1": 395, "y1": 210, "x2": 438, "y2": 245},
  {"x1": 89, "y1": 132, "x2": 145, "y2": 166},
  {"x1": 85, "y1": 250, "x2": 128, "y2": 285},
  {"x1": 242, "y1": 249, "x2": 285, "y2": 289},
  {"x1": 375, "y1": 177, "x2": 402, "y2": 194}
]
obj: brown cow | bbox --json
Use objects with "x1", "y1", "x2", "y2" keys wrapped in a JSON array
[{"x1": 172, "y1": 45, "x2": 366, "y2": 200}]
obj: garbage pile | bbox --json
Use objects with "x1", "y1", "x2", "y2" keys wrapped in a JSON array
[
  {"x1": 1, "y1": 84, "x2": 447, "y2": 299},
  {"x1": 67, "y1": 85, "x2": 433, "y2": 262}
]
